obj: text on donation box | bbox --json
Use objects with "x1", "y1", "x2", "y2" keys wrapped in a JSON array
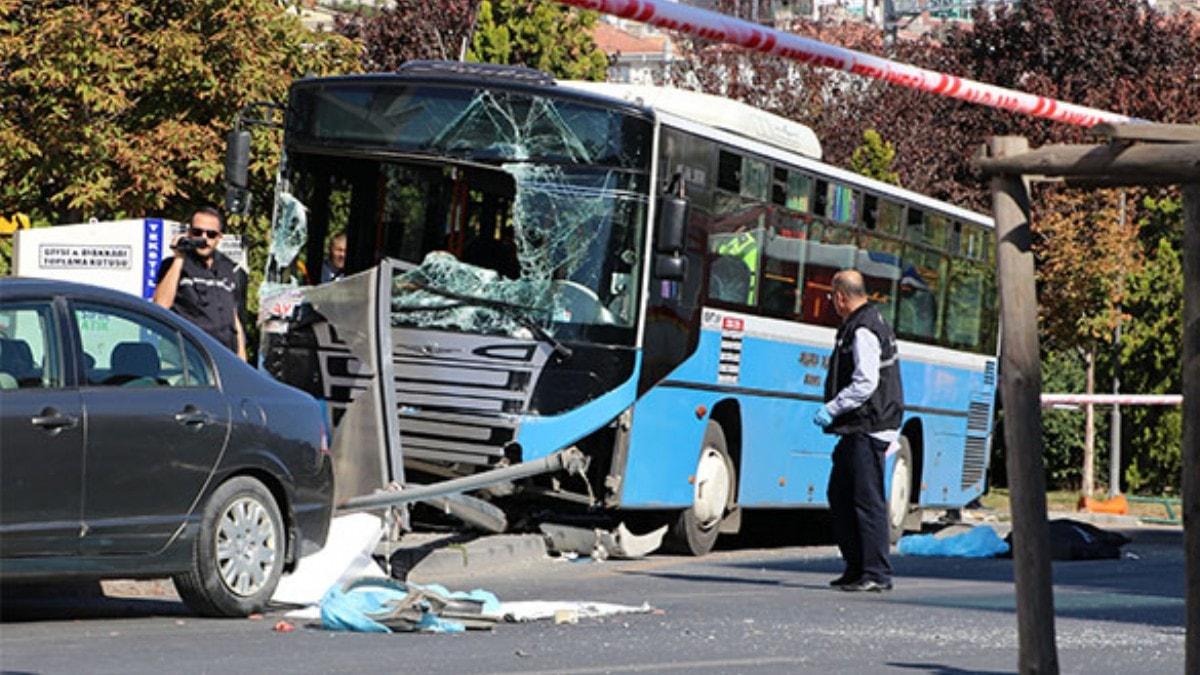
[{"x1": 39, "y1": 244, "x2": 133, "y2": 270}]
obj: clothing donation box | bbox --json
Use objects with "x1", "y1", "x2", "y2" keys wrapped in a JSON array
[{"x1": 13, "y1": 219, "x2": 245, "y2": 299}]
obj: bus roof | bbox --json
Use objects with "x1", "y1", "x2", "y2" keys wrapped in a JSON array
[
  {"x1": 558, "y1": 81, "x2": 991, "y2": 228},
  {"x1": 557, "y1": 81, "x2": 823, "y2": 161}
]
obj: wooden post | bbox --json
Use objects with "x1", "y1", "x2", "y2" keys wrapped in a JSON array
[
  {"x1": 1183, "y1": 183, "x2": 1200, "y2": 674},
  {"x1": 989, "y1": 136, "x2": 1059, "y2": 674}
]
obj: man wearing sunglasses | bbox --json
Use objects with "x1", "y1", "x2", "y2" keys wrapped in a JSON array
[{"x1": 152, "y1": 206, "x2": 246, "y2": 360}]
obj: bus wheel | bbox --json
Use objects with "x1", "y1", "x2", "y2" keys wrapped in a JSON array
[
  {"x1": 888, "y1": 437, "x2": 915, "y2": 545},
  {"x1": 665, "y1": 421, "x2": 735, "y2": 556}
]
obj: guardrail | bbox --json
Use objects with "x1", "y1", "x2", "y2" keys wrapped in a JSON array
[{"x1": 1126, "y1": 495, "x2": 1182, "y2": 525}]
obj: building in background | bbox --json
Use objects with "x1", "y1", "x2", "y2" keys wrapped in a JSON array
[{"x1": 593, "y1": 18, "x2": 677, "y2": 84}]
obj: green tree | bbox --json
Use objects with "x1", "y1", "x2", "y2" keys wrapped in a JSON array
[
  {"x1": 1034, "y1": 189, "x2": 1140, "y2": 496},
  {"x1": 0, "y1": 0, "x2": 360, "y2": 319},
  {"x1": 849, "y1": 129, "x2": 900, "y2": 186},
  {"x1": 467, "y1": 0, "x2": 608, "y2": 81},
  {"x1": 1116, "y1": 195, "x2": 1184, "y2": 494}
]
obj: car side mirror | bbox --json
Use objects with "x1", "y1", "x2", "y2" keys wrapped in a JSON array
[{"x1": 224, "y1": 129, "x2": 252, "y2": 216}]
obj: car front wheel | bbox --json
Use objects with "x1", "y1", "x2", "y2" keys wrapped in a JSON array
[{"x1": 174, "y1": 476, "x2": 285, "y2": 617}]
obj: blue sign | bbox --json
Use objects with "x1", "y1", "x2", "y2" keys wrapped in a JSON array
[{"x1": 142, "y1": 218, "x2": 164, "y2": 299}]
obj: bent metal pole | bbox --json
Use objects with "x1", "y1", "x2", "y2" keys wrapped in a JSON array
[{"x1": 557, "y1": 0, "x2": 1135, "y2": 127}]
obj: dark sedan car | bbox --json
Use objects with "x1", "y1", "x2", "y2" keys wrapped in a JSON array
[{"x1": 0, "y1": 278, "x2": 334, "y2": 616}]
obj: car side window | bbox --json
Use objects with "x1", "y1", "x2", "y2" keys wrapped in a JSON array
[
  {"x1": 74, "y1": 304, "x2": 185, "y2": 388},
  {"x1": 0, "y1": 302, "x2": 61, "y2": 390},
  {"x1": 181, "y1": 336, "x2": 214, "y2": 388}
]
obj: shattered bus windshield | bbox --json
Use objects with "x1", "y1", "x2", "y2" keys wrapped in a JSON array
[{"x1": 277, "y1": 81, "x2": 653, "y2": 346}]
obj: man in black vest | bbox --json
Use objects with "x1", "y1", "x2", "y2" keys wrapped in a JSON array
[
  {"x1": 814, "y1": 269, "x2": 904, "y2": 592},
  {"x1": 153, "y1": 206, "x2": 246, "y2": 360}
]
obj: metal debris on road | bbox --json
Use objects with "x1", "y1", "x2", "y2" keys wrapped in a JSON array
[{"x1": 540, "y1": 522, "x2": 667, "y2": 560}]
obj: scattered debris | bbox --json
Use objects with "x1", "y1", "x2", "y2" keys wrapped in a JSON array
[
  {"x1": 320, "y1": 578, "x2": 500, "y2": 633},
  {"x1": 271, "y1": 514, "x2": 386, "y2": 607},
  {"x1": 314, "y1": 575, "x2": 654, "y2": 634},
  {"x1": 540, "y1": 522, "x2": 667, "y2": 560},
  {"x1": 274, "y1": 620, "x2": 296, "y2": 633},
  {"x1": 553, "y1": 609, "x2": 579, "y2": 625},
  {"x1": 247, "y1": 613, "x2": 264, "y2": 621}
]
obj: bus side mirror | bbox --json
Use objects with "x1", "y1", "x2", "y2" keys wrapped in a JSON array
[
  {"x1": 653, "y1": 195, "x2": 688, "y2": 281},
  {"x1": 654, "y1": 254, "x2": 687, "y2": 281},
  {"x1": 224, "y1": 129, "x2": 252, "y2": 216},
  {"x1": 655, "y1": 195, "x2": 688, "y2": 254}
]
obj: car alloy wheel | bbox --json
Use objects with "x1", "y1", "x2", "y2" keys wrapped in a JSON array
[{"x1": 216, "y1": 496, "x2": 278, "y2": 597}]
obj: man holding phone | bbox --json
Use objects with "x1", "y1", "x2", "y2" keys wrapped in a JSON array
[{"x1": 153, "y1": 206, "x2": 246, "y2": 359}]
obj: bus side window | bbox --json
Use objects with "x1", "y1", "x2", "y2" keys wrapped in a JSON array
[
  {"x1": 717, "y1": 150, "x2": 741, "y2": 192},
  {"x1": 824, "y1": 182, "x2": 860, "y2": 224},
  {"x1": 771, "y1": 167, "x2": 787, "y2": 206},
  {"x1": 760, "y1": 212, "x2": 808, "y2": 318},
  {"x1": 856, "y1": 234, "x2": 903, "y2": 326},
  {"x1": 798, "y1": 219, "x2": 855, "y2": 328},
  {"x1": 924, "y1": 213, "x2": 950, "y2": 251},
  {"x1": 877, "y1": 198, "x2": 904, "y2": 236},
  {"x1": 906, "y1": 207, "x2": 925, "y2": 243},
  {"x1": 707, "y1": 224, "x2": 764, "y2": 308},
  {"x1": 896, "y1": 246, "x2": 948, "y2": 343},
  {"x1": 862, "y1": 194, "x2": 878, "y2": 231},
  {"x1": 787, "y1": 172, "x2": 812, "y2": 213},
  {"x1": 740, "y1": 156, "x2": 769, "y2": 201}
]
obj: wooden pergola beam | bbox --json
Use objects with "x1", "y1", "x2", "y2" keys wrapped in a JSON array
[
  {"x1": 976, "y1": 142, "x2": 1200, "y2": 181},
  {"x1": 1184, "y1": 183, "x2": 1200, "y2": 674},
  {"x1": 978, "y1": 128, "x2": 1200, "y2": 673},
  {"x1": 1061, "y1": 175, "x2": 1190, "y2": 189},
  {"x1": 1092, "y1": 123, "x2": 1200, "y2": 144},
  {"x1": 988, "y1": 137, "x2": 1060, "y2": 674}
]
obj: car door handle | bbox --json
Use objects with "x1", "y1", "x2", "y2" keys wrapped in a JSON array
[
  {"x1": 174, "y1": 407, "x2": 213, "y2": 427},
  {"x1": 31, "y1": 408, "x2": 79, "y2": 431}
]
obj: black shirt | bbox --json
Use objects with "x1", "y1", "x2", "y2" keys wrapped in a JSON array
[{"x1": 156, "y1": 252, "x2": 241, "y2": 352}]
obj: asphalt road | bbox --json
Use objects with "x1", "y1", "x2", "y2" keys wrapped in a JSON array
[{"x1": 0, "y1": 524, "x2": 1185, "y2": 674}]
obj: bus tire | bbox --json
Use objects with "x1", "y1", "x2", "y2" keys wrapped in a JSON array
[
  {"x1": 665, "y1": 420, "x2": 735, "y2": 556},
  {"x1": 888, "y1": 436, "x2": 915, "y2": 545}
]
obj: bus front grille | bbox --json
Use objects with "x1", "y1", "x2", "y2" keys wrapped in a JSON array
[{"x1": 390, "y1": 329, "x2": 546, "y2": 469}]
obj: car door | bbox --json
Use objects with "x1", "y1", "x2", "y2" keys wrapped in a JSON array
[
  {"x1": 72, "y1": 301, "x2": 231, "y2": 555},
  {"x1": 0, "y1": 297, "x2": 84, "y2": 557}
]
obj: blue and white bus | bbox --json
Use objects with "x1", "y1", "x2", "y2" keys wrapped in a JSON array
[{"x1": 254, "y1": 61, "x2": 997, "y2": 555}]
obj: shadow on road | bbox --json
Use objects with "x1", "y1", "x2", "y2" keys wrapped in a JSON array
[
  {"x1": 674, "y1": 525, "x2": 1185, "y2": 629},
  {"x1": 1, "y1": 582, "x2": 189, "y2": 623},
  {"x1": 887, "y1": 662, "x2": 1012, "y2": 675}
]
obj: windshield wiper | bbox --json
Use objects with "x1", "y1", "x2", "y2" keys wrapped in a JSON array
[{"x1": 394, "y1": 278, "x2": 574, "y2": 361}]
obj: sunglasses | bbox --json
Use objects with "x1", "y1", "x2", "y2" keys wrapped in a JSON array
[{"x1": 189, "y1": 227, "x2": 221, "y2": 240}]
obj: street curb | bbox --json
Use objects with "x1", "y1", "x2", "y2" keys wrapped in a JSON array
[{"x1": 398, "y1": 534, "x2": 549, "y2": 584}]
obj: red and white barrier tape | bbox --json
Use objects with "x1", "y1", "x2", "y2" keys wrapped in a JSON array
[
  {"x1": 558, "y1": 0, "x2": 1136, "y2": 127},
  {"x1": 1041, "y1": 394, "x2": 1182, "y2": 407}
]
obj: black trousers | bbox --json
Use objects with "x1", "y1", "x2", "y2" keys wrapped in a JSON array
[{"x1": 827, "y1": 432, "x2": 892, "y2": 583}]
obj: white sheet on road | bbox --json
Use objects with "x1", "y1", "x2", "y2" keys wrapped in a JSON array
[{"x1": 272, "y1": 513, "x2": 386, "y2": 607}]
